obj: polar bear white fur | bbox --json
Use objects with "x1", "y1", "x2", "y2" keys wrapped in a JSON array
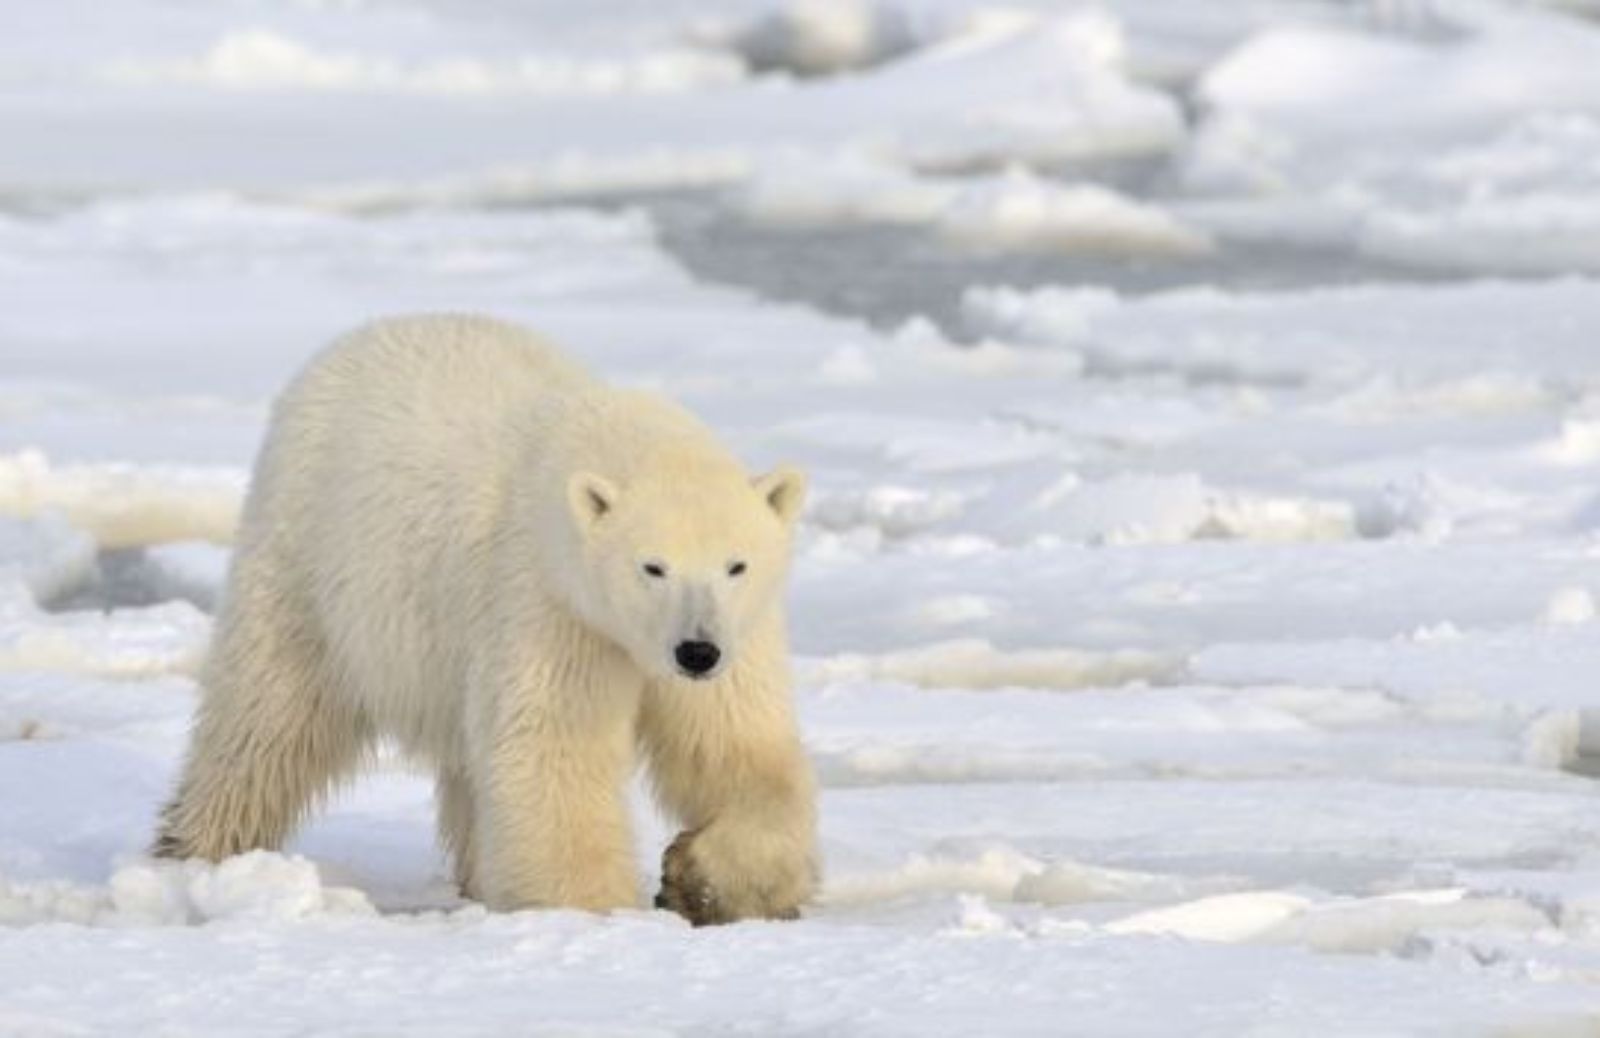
[{"x1": 154, "y1": 314, "x2": 817, "y2": 924}]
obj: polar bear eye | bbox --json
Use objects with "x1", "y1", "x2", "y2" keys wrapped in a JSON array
[
  {"x1": 727, "y1": 561, "x2": 747, "y2": 577},
  {"x1": 642, "y1": 561, "x2": 668, "y2": 579}
]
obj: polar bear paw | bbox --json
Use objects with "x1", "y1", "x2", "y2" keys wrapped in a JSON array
[{"x1": 655, "y1": 828, "x2": 804, "y2": 927}]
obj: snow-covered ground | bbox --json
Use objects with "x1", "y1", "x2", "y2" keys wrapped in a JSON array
[{"x1": 6, "y1": 0, "x2": 1600, "y2": 1034}]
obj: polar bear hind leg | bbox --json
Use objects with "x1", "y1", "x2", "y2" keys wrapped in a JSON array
[{"x1": 154, "y1": 552, "x2": 370, "y2": 861}]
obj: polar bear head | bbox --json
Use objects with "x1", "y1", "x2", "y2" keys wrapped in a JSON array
[{"x1": 565, "y1": 462, "x2": 806, "y2": 682}]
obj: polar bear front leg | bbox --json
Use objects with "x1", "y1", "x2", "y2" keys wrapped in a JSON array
[
  {"x1": 641, "y1": 647, "x2": 818, "y2": 925},
  {"x1": 470, "y1": 654, "x2": 643, "y2": 913}
]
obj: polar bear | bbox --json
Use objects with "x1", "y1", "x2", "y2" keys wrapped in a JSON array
[{"x1": 154, "y1": 314, "x2": 817, "y2": 925}]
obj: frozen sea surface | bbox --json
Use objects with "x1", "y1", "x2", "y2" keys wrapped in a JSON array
[
  {"x1": 5, "y1": 1, "x2": 1600, "y2": 1035},
  {"x1": 630, "y1": 187, "x2": 1469, "y2": 332}
]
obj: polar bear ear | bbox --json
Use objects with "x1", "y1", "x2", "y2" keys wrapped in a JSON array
[
  {"x1": 568, "y1": 472, "x2": 618, "y2": 532},
  {"x1": 753, "y1": 465, "x2": 807, "y2": 526}
]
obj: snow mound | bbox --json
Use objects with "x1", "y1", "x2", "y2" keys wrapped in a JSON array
[
  {"x1": 1108, "y1": 890, "x2": 1312, "y2": 942},
  {"x1": 143, "y1": 542, "x2": 230, "y2": 612},
  {"x1": 808, "y1": 484, "x2": 966, "y2": 539},
  {"x1": 323, "y1": 150, "x2": 758, "y2": 208},
  {"x1": 825, "y1": 846, "x2": 1202, "y2": 908},
  {"x1": 725, "y1": 0, "x2": 919, "y2": 77},
  {"x1": 1195, "y1": 622, "x2": 1600, "y2": 717},
  {"x1": 1194, "y1": 622, "x2": 1600, "y2": 768},
  {"x1": 42, "y1": 542, "x2": 230, "y2": 616},
  {"x1": 0, "y1": 853, "x2": 374, "y2": 927},
  {"x1": 741, "y1": 159, "x2": 1209, "y2": 255},
  {"x1": 1108, "y1": 888, "x2": 1550, "y2": 954},
  {"x1": 867, "y1": 11, "x2": 1183, "y2": 167},
  {"x1": 0, "y1": 599, "x2": 209, "y2": 678},
  {"x1": 0, "y1": 515, "x2": 96, "y2": 605},
  {"x1": 1013, "y1": 859, "x2": 1199, "y2": 907},
  {"x1": 0, "y1": 450, "x2": 244, "y2": 548},
  {"x1": 824, "y1": 846, "x2": 1040, "y2": 905},
  {"x1": 996, "y1": 472, "x2": 1355, "y2": 545},
  {"x1": 1199, "y1": 15, "x2": 1600, "y2": 142},
  {"x1": 105, "y1": 29, "x2": 744, "y2": 95},
  {"x1": 0, "y1": 670, "x2": 193, "y2": 742},
  {"x1": 794, "y1": 440, "x2": 1356, "y2": 550},
  {"x1": 939, "y1": 176, "x2": 1211, "y2": 256},
  {"x1": 1542, "y1": 587, "x2": 1598, "y2": 626},
  {"x1": 0, "y1": 6, "x2": 1182, "y2": 198},
  {"x1": 1357, "y1": 161, "x2": 1600, "y2": 274},
  {"x1": 962, "y1": 280, "x2": 1600, "y2": 389},
  {"x1": 803, "y1": 639, "x2": 1178, "y2": 691},
  {"x1": 1266, "y1": 889, "x2": 1550, "y2": 955},
  {"x1": 739, "y1": 153, "x2": 962, "y2": 226},
  {"x1": 1182, "y1": 10, "x2": 1600, "y2": 273},
  {"x1": 0, "y1": 517, "x2": 209, "y2": 678}
]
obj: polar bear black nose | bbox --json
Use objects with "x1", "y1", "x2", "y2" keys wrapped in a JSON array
[{"x1": 674, "y1": 640, "x2": 721, "y2": 677}]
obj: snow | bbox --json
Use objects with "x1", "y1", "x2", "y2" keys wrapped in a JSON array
[
  {"x1": 102, "y1": 29, "x2": 747, "y2": 96},
  {"x1": 7, "y1": 0, "x2": 1600, "y2": 1033},
  {"x1": 742, "y1": 159, "x2": 1212, "y2": 254},
  {"x1": 0, "y1": 5, "x2": 1181, "y2": 198},
  {"x1": 0, "y1": 449, "x2": 244, "y2": 547},
  {"x1": 1178, "y1": 5, "x2": 1600, "y2": 274},
  {"x1": 721, "y1": 0, "x2": 922, "y2": 76},
  {"x1": 1, "y1": 852, "x2": 376, "y2": 927}
]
